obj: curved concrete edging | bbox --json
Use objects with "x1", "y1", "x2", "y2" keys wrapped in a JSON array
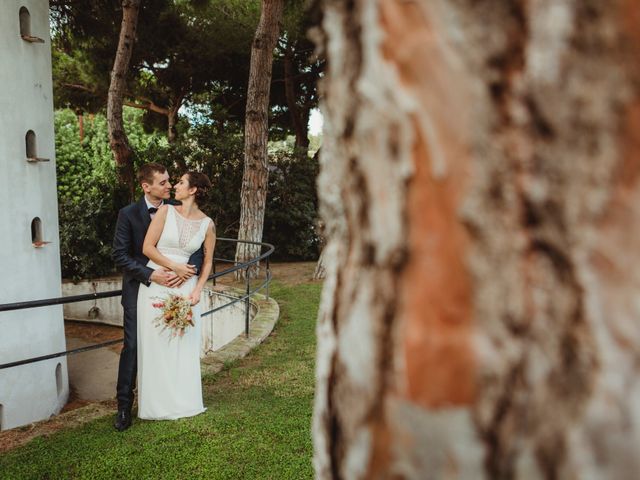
[{"x1": 201, "y1": 289, "x2": 280, "y2": 376}]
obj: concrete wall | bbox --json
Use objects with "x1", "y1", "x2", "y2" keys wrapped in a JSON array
[
  {"x1": 62, "y1": 278, "x2": 123, "y2": 327},
  {"x1": 62, "y1": 279, "x2": 255, "y2": 355},
  {"x1": 200, "y1": 289, "x2": 256, "y2": 353},
  {"x1": 0, "y1": 0, "x2": 69, "y2": 430}
]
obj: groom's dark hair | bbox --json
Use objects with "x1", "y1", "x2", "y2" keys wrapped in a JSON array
[{"x1": 137, "y1": 163, "x2": 167, "y2": 185}]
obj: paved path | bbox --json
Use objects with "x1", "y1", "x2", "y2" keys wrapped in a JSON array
[{"x1": 66, "y1": 337, "x2": 119, "y2": 401}]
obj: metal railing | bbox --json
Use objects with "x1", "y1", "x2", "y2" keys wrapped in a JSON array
[{"x1": 0, "y1": 238, "x2": 274, "y2": 371}]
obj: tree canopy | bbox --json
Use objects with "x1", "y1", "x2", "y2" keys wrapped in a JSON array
[{"x1": 50, "y1": 0, "x2": 321, "y2": 145}]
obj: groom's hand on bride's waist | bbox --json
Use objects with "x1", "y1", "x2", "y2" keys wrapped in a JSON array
[
  {"x1": 150, "y1": 268, "x2": 184, "y2": 288},
  {"x1": 166, "y1": 275, "x2": 184, "y2": 288}
]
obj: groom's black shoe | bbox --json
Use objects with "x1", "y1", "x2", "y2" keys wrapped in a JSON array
[{"x1": 114, "y1": 408, "x2": 132, "y2": 432}]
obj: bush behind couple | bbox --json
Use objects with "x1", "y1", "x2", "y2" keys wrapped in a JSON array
[{"x1": 112, "y1": 162, "x2": 215, "y2": 431}]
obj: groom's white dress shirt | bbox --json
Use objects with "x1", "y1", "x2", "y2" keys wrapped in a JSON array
[{"x1": 144, "y1": 197, "x2": 164, "y2": 219}]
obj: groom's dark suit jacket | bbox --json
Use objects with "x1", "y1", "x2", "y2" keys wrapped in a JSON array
[{"x1": 112, "y1": 197, "x2": 204, "y2": 309}]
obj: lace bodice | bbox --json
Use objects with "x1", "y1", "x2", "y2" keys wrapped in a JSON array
[{"x1": 156, "y1": 205, "x2": 211, "y2": 260}]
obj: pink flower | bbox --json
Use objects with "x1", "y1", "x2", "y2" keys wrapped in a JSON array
[{"x1": 152, "y1": 302, "x2": 164, "y2": 308}]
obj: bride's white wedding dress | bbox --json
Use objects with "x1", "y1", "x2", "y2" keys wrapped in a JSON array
[{"x1": 137, "y1": 205, "x2": 211, "y2": 420}]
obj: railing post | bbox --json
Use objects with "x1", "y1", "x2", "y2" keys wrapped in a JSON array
[
  {"x1": 265, "y1": 256, "x2": 270, "y2": 300},
  {"x1": 245, "y1": 266, "x2": 250, "y2": 338},
  {"x1": 212, "y1": 260, "x2": 216, "y2": 286}
]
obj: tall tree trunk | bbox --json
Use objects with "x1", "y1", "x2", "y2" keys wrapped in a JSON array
[
  {"x1": 235, "y1": 0, "x2": 284, "y2": 277},
  {"x1": 312, "y1": 1, "x2": 640, "y2": 479},
  {"x1": 167, "y1": 109, "x2": 178, "y2": 144},
  {"x1": 171, "y1": 108, "x2": 188, "y2": 171},
  {"x1": 167, "y1": 92, "x2": 185, "y2": 147},
  {"x1": 76, "y1": 109, "x2": 84, "y2": 142},
  {"x1": 284, "y1": 40, "x2": 310, "y2": 158},
  {"x1": 107, "y1": 0, "x2": 141, "y2": 200}
]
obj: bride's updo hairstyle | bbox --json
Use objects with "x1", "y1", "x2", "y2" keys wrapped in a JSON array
[{"x1": 186, "y1": 171, "x2": 212, "y2": 206}]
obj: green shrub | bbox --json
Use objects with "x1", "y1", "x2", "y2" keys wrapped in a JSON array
[
  {"x1": 264, "y1": 152, "x2": 320, "y2": 260},
  {"x1": 58, "y1": 182, "x2": 122, "y2": 280},
  {"x1": 55, "y1": 108, "x2": 162, "y2": 279}
]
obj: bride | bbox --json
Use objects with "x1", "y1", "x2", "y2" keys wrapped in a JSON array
[{"x1": 137, "y1": 171, "x2": 215, "y2": 420}]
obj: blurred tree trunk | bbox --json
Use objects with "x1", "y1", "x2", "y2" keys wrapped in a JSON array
[
  {"x1": 107, "y1": 0, "x2": 140, "y2": 200},
  {"x1": 235, "y1": 0, "x2": 284, "y2": 278},
  {"x1": 312, "y1": 1, "x2": 640, "y2": 479}
]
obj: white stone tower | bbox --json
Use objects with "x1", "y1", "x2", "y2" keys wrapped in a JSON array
[{"x1": 0, "y1": 0, "x2": 69, "y2": 430}]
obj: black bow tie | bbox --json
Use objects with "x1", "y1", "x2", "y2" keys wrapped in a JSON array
[{"x1": 148, "y1": 207, "x2": 158, "y2": 215}]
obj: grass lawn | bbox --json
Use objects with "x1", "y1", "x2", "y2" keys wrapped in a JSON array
[{"x1": 0, "y1": 280, "x2": 321, "y2": 480}]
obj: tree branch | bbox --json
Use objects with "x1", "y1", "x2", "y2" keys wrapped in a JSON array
[
  {"x1": 62, "y1": 83, "x2": 97, "y2": 93},
  {"x1": 123, "y1": 100, "x2": 169, "y2": 115}
]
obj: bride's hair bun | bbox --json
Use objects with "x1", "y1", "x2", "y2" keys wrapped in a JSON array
[{"x1": 186, "y1": 171, "x2": 212, "y2": 206}]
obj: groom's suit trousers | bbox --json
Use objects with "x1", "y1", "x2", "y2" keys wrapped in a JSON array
[{"x1": 116, "y1": 305, "x2": 137, "y2": 410}]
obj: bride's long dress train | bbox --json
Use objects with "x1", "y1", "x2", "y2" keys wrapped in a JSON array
[{"x1": 136, "y1": 205, "x2": 211, "y2": 420}]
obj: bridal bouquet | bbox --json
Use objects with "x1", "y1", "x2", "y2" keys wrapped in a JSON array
[{"x1": 151, "y1": 293, "x2": 194, "y2": 337}]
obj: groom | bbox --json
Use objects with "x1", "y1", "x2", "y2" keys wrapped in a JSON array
[{"x1": 112, "y1": 163, "x2": 204, "y2": 431}]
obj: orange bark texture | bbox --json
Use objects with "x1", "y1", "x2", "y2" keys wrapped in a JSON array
[
  {"x1": 313, "y1": 0, "x2": 640, "y2": 478},
  {"x1": 380, "y1": 0, "x2": 476, "y2": 410}
]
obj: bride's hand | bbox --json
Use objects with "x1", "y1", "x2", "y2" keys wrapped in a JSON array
[
  {"x1": 172, "y1": 263, "x2": 196, "y2": 281},
  {"x1": 189, "y1": 288, "x2": 202, "y2": 305}
]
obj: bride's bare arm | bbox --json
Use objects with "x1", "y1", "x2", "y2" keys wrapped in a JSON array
[
  {"x1": 189, "y1": 221, "x2": 216, "y2": 305},
  {"x1": 142, "y1": 206, "x2": 195, "y2": 280}
]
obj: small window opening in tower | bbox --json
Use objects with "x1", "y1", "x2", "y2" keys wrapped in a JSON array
[
  {"x1": 31, "y1": 217, "x2": 50, "y2": 247},
  {"x1": 25, "y1": 131, "x2": 50, "y2": 162},
  {"x1": 25, "y1": 130, "x2": 36, "y2": 159},
  {"x1": 19, "y1": 7, "x2": 44, "y2": 43},
  {"x1": 19, "y1": 7, "x2": 30, "y2": 37}
]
